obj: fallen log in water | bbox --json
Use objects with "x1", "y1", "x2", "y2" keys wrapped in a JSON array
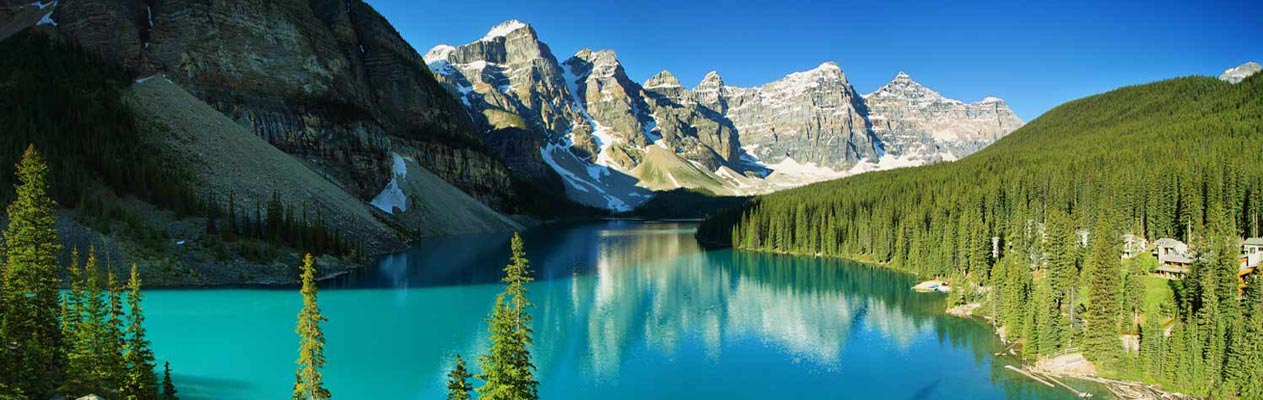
[{"x1": 1005, "y1": 365, "x2": 1055, "y2": 387}]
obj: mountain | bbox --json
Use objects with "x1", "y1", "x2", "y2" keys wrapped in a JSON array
[
  {"x1": 697, "y1": 62, "x2": 878, "y2": 170},
  {"x1": 863, "y1": 71, "x2": 1024, "y2": 165},
  {"x1": 1220, "y1": 61, "x2": 1261, "y2": 84},
  {"x1": 426, "y1": 21, "x2": 1025, "y2": 210}
]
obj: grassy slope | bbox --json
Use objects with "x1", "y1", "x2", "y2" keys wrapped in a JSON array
[{"x1": 631, "y1": 145, "x2": 731, "y2": 195}]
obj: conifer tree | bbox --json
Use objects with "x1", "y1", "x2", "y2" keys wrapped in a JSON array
[
  {"x1": 63, "y1": 249, "x2": 112, "y2": 396},
  {"x1": 477, "y1": 233, "x2": 538, "y2": 400},
  {"x1": 161, "y1": 361, "x2": 178, "y2": 400},
  {"x1": 445, "y1": 355, "x2": 472, "y2": 400},
  {"x1": 476, "y1": 295, "x2": 522, "y2": 400},
  {"x1": 1237, "y1": 274, "x2": 1263, "y2": 399},
  {"x1": 105, "y1": 270, "x2": 128, "y2": 389},
  {"x1": 0, "y1": 145, "x2": 64, "y2": 398},
  {"x1": 1033, "y1": 278, "x2": 1061, "y2": 354},
  {"x1": 61, "y1": 249, "x2": 83, "y2": 351},
  {"x1": 504, "y1": 234, "x2": 534, "y2": 326},
  {"x1": 292, "y1": 254, "x2": 330, "y2": 400},
  {"x1": 1083, "y1": 217, "x2": 1122, "y2": 368},
  {"x1": 122, "y1": 264, "x2": 157, "y2": 400}
]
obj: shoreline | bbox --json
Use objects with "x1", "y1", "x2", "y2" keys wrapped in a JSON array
[{"x1": 723, "y1": 244, "x2": 1200, "y2": 400}]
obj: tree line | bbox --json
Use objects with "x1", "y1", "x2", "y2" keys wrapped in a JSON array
[
  {"x1": 0, "y1": 147, "x2": 177, "y2": 400},
  {"x1": 697, "y1": 74, "x2": 1263, "y2": 397}
]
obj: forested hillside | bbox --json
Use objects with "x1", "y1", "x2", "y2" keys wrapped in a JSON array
[
  {"x1": 0, "y1": 32, "x2": 363, "y2": 284},
  {"x1": 697, "y1": 74, "x2": 1263, "y2": 397}
]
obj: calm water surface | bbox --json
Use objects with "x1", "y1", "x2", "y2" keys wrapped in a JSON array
[{"x1": 144, "y1": 221, "x2": 1100, "y2": 399}]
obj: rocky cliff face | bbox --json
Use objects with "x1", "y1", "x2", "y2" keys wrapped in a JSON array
[
  {"x1": 426, "y1": 21, "x2": 749, "y2": 210},
  {"x1": 425, "y1": 20, "x2": 1024, "y2": 209},
  {"x1": 37, "y1": 0, "x2": 516, "y2": 210},
  {"x1": 863, "y1": 71, "x2": 1024, "y2": 163},
  {"x1": 699, "y1": 62, "x2": 879, "y2": 170}
]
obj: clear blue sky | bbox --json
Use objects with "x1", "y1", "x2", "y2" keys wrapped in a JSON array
[{"x1": 366, "y1": 0, "x2": 1261, "y2": 121}]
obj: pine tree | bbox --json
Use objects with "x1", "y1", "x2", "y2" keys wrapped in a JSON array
[
  {"x1": 476, "y1": 295, "x2": 521, "y2": 400},
  {"x1": 105, "y1": 270, "x2": 128, "y2": 390},
  {"x1": 1084, "y1": 217, "x2": 1123, "y2": 368},
  {"x1": 504, "y1": 234, "x2": 534, "y2": 322},
  {"x1": 477, "y1": 233, "x2": 538, "y2": 400},
  {"x1": 0, "y1": 145, "x2": 64, "y2": 398},
  {"x1": 122, "y1": 265, "x2": 158, "y2": 400},
  {"x1": 1237, "y1": 275, "x2": 1263, "y2": 399},
  {"x1": 1033, "y1": 278, "x2": 1062, "y2": 355},
  {"x1": 445, "y1": 355, "x2": 472, "y2": 400},
  {"x1": 292, "y1": 254, "x2": 331, "y2": 400},
  {"x1": 161, "y1": 361, "x2": 178, "y2": 400},
  {"x1": 63, "y1": 249, "x2": 113, "y2": 396}
]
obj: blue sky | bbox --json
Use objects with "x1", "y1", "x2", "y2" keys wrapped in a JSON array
[{"x1": 367, "y1": 0, "x2": 1261, "y2": 121}]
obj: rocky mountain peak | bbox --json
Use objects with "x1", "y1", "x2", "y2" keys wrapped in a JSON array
[
  {"x1": 697, "y1": 71, "x2": 725, "y2": 89},
  {"x1": 864, "y1": 70, "x2": 1022, "y2": 164},
  {"x1": 422, "y1": 44, "x2": 455, "y2": 66},
  {"x1": 1220, "y1": 61, "x2": 1261, "y2": 84},
  {"x1": 645, "y1": 70, "x2": 682, "y2": 89},
  {"x1": 569, "y1": 49, "x2": 623, "y2": 79},
  {"x1": 867, "y1": 70, "x2": 944, "y2": 101},
  {"x1": 814, "y1": 61, "x2": 843, "y2": 73}
]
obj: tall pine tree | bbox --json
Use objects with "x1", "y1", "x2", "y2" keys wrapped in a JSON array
[
  {"x1": 292, "y1": 254, "x2": 330, "y2": 400},
  {"x1": 1083, "y1": 216, "x2": 1122, "y2": 368},
  {"x1": 122, "y1": 264, "x2": 158, "y2": 400},
  {"x1": 63, "y1": 249, "x2": 113, "y2": 396},
  {"x1": 0, "y1": 145, "x2": 64, "y2": 398},
  {"x1": 161, "y1": 361, "x2": 178, "y2": 400},
  {"x1": 477, "y1": 233, "x2": 538, "y2": 400},
  {"x1": 445, "y1": 355, "x2": 472, "y2": 400}
]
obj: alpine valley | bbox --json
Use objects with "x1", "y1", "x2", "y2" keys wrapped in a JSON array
[
  {"x1": 0, "y1": 2, "x2": 1021, "y2": 284},
  {"x1": 424, "y1": 20, "x2": 1024, "y2": 210}
]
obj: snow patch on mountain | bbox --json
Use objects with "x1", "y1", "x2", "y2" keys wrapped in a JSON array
[
  {"x1": 371, "y1": 153, "x2": 409, "y2": 214},
  {"x1": 481, "y1": 20, "x2": 528, "y2": 41},
  {"x1": 539, "y1": 144, "x2": 643, "y2": 211},
  {"x1": 766, "y1": 157, "x2": 847, "y2": 181},
  {"x1": 562, "y1": 62, "x2": 622, "y2": 171}
]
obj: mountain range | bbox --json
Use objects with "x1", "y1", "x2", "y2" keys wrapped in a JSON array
[{"x1": 423, "y1": 20, "x2": 1024, "y2": 210}]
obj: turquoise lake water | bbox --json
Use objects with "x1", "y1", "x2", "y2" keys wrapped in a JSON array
[{"x1": 143, "y1": 221, "x2": 1098, "y2": 399}]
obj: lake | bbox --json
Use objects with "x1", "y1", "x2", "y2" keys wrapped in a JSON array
[{"x1": 143, "y1": 220, "x2": 1098, "y2": 399}]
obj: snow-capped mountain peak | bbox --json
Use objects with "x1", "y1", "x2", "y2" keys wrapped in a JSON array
[
  {"x1": 645, "y1": 70, "x2": 682, "y2": 89},
  {"x1": 422, "y1": 44, "x2": 455, "y2": 66},
  {"x1": 814, "y1": 61, "x2": 842, "y2": 72},
  {"x1": 481, "y1": 19, "x2": 529, "y2": 41},
  {"x1": 697, "y1": 71, "x2": 725, "y2": 89},
  {"x1": 1220, "y1": 61, "x2": 1261, "y2": 84}
]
